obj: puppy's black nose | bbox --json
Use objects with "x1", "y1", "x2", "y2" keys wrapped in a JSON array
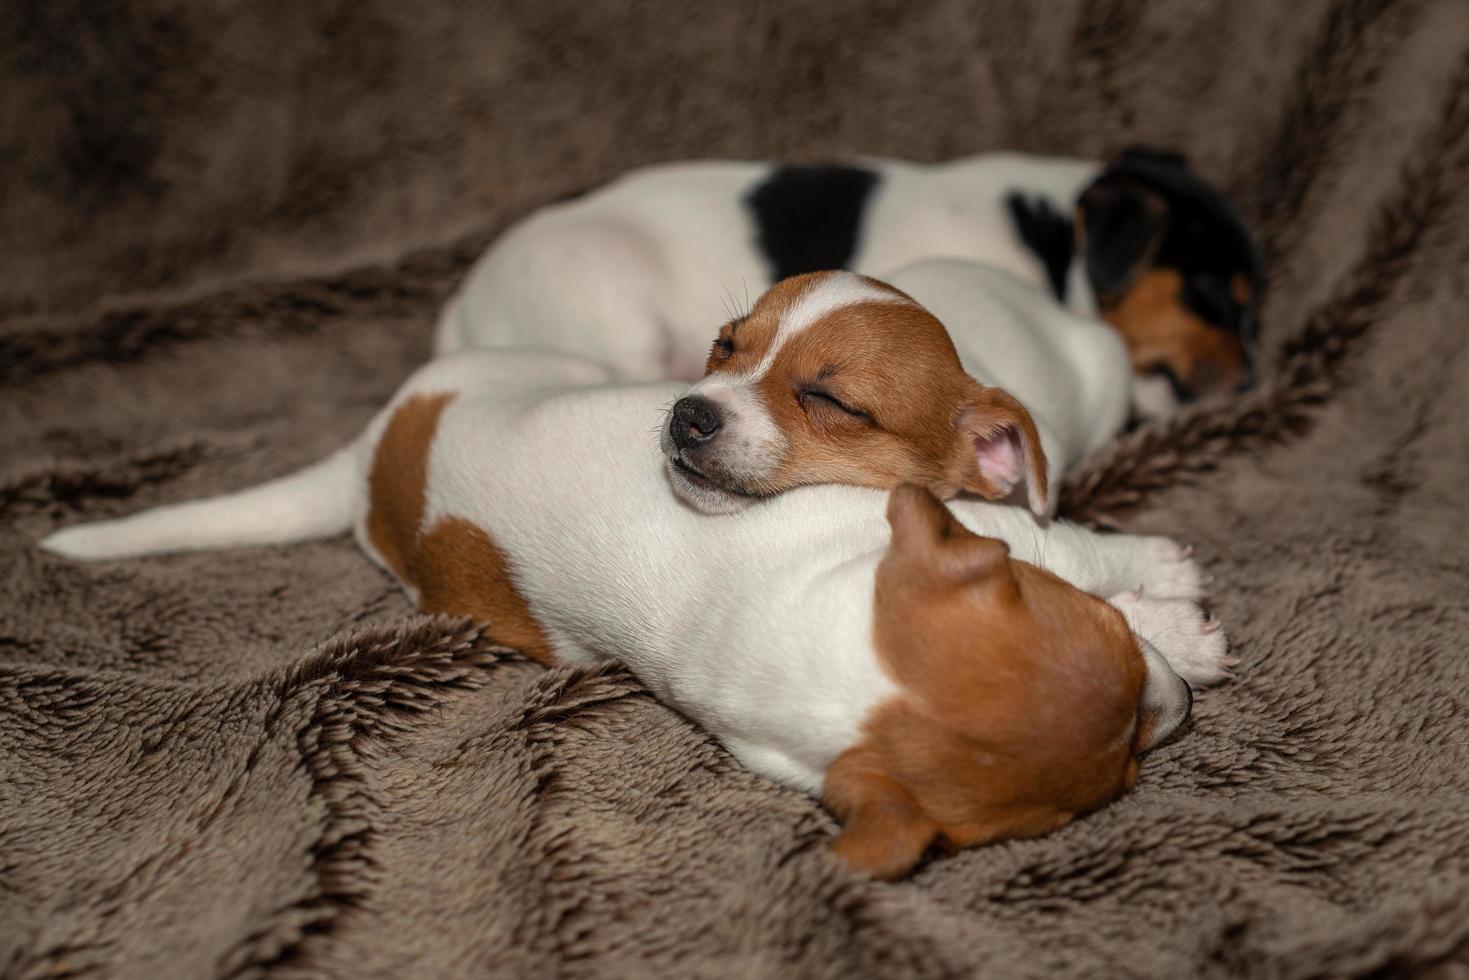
[{"x1": 670, "y1": 396, "x2": 723, "y2": 450}]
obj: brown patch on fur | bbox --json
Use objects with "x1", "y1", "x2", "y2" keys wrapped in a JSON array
[
  {"x1": 701, "y1": 272, "x2": 1049, "y2": 512},
  {"x1": 823, "y1": 486, "x2": 1146, "y2": 879},
  {"x1": 366, "y1": 393, "x2": 555, "y2": 664},
  {"x1": 415, "y1": 517, "x2": 555, "y2": 664},
  {"x1": 1101, "y1": 268, "x2": 1248, "y2": 397},
  {"x1": 366, "y1": 392, "x2": 454, "y2": 584}
]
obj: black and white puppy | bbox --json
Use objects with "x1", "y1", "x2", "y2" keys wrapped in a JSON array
[{"x1": 436, "y1": 146, "x2": 1262, "y2": 420}]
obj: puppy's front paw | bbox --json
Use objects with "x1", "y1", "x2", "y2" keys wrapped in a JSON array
[
  {"x1": 1109, "y1": 592, "x2": 1234, "y2": 688},
  {"x1": 1134, "y1": 537, "x2": 1205, "y2": 602}
]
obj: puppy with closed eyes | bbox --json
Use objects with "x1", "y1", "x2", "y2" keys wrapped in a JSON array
[
  {"x1": 41, "y1": 348, "x2": 1229, "y2": 878},
  {"x1": 662, "y1": 265, "x2": 1127, "y2": 518}
]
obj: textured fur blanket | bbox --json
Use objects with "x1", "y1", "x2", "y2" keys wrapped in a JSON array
[{"x1": 4, "y1": 1, "x2": 1469, "y2": 976}]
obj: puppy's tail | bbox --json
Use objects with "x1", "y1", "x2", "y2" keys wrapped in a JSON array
[{"x1": 40, "y1": 446, "x2": 359, "y2": 561}]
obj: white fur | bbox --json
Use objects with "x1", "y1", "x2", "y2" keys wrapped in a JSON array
[
  {"x1": 434, "y1": 154, "x2": 1103, "y2": 383},
  {"x1": 41, "y1": 351, "x2": 1225, "y2": 794},
  {"x1": 1112, "y1": 592, "x2": 1234, "y2": 687}
]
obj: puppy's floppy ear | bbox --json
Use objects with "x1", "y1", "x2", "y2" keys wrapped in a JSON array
[
  {"x1": 823, "y1": 753, "x2": 940, "y2": 880},
  {"x1": 1077, "y1": 172, "x2": 1171, "y2": 302},
  {"x1": 947, "y1": 385, "x2": 1049, "y2": 516},
  {"x1": 885, "y1": 484, "x2": 1013, "y2": 586}
]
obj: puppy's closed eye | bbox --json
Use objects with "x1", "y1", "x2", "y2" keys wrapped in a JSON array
[
  {"x1": 798, "y1": 387, "x2": 876, "y2": 426},
  {"x1": 708, "y1": 317, "x2": 746, "y2": 366}
]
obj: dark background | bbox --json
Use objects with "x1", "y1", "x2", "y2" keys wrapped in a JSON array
[{"x1": 0, "y1": 0, "x2": 1383, "y2": 323}]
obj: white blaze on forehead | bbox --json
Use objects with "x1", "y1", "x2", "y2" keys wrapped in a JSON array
[
  {"x1": 746, "y1": 273, "x2": 912, "y2": 382},
  {"x1": 677, "y1": 274, "x2": 909, "y2": 486}
]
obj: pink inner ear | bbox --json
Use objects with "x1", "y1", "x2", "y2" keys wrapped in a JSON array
[{"x1": 975, "y1": 427, "x2": 1024, "y2": 491}]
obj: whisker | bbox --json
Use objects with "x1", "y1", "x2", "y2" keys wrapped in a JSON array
[
  {"x1": 648, "y1": 397, "x2": 679, "y2": 437},
  {"x1": 720, "y1": 284, "x2": 742, "y2": 324}
]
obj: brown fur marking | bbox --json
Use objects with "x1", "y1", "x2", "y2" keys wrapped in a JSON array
[
  {"x1": 366, "y1": 392, "x2": 454, "y2": 584},
  {"x1": 1101, "y1": 268, "x2": 1248, "y2": 397},
  {"x1": 416, "y1": 517, "x2": 555, "y2": 664},
  {"x1": 366, "y1": 393, "x2": 555, "y2": 665},
  {"x1": 824, "y1": 485, "x2": 1146, "y2": 879}
]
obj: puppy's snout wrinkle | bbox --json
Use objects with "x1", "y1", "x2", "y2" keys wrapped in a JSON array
[{"x1": 670, "y1": 396, "x2": 723, "y2": 451}]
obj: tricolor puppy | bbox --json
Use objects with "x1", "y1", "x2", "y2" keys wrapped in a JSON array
[
  {"x1": 663, "y1": 265, "x2": 1128, "y2": 517},
  {"x1": 437, "y1": 146, "x2": 1262, "y2": 419},
  {"x1": 42, "y1": 351, "x2": 1232, "y2": 878}
]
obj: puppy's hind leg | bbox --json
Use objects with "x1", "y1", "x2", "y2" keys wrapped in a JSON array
[{"x1": 1127, "y1": 537, "x2": 1206, "y2": 601}]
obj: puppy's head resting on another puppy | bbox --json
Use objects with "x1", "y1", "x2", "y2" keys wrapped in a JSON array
[
  {"x1": 661, "y1": 271, "x2": 1047, "y2": 516},
  {"x1": 825, "y1": 485, "x2": 1192, "y2": 879}
]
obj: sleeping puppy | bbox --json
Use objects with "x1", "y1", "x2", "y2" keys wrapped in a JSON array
[
  {"x1": 41, "y1": 350, "x2": 1229, "y2": 878},
  {"x1": 437, "y1": 146, "x2": 1262, "y2": 419},
  {"x1": 665, "y1": 266, "x2": 1129, "y2": 517}
]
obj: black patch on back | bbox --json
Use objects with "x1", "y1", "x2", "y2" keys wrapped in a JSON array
[
  {"x1": 746, "y1": 165, "x2": 881, "y2": 281},
  {"x1": 1005, "y1": 192, "x2": 1075, "y2": 301}
]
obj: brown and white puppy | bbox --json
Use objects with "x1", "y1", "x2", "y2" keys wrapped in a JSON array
[
  {"x1": 828, "y1": 486, "x2": 1187, "y2": 877},
  {"x1": 660, "y1": 271, "x2": 1049, "y2": 516},
  {"x1": 42, "y1": 351, "x2": 1225, "y2": 878}
]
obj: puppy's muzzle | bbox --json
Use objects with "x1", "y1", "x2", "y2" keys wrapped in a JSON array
[
  {"x1": 660, "y1": 384, "x2": 785, "y2": 513},
  {"x1": 669, "y1": 395, "x2": 724, "y2": 451}
]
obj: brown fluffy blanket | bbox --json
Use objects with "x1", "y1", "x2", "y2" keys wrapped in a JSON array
[{"x1": 4, "y1": 2, "x2": 1469, "y2": 976}]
